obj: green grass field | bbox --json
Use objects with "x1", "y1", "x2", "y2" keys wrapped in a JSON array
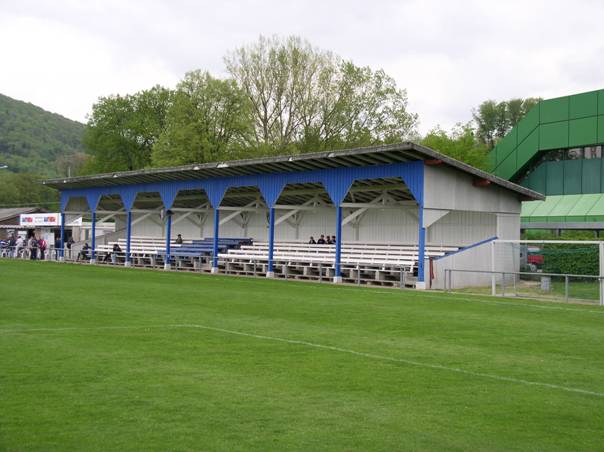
[{"x1": 1, "y1": 260, "x2": 603, "y2": 451}]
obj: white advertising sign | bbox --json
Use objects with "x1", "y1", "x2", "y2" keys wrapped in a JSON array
[{"x1": 19, "y1": 213, "x2": 61, "y2": 227}]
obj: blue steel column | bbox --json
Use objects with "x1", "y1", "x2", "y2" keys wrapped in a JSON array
[
  {"x1": 59, "y1": 212, "x2": 65, "y2": 261},
  {"x1": 212, "y1": 208, "x2": 220, "y2": 271},
  {"x1": 164, "y1": 213, "x2": 172, "y2": 270},
  {"x1": 334, "y1": 205, "x2": 343, "y2": 282},
  {"x1": 125, "y1": 210, "x2": 132, "y2": 266},
  {"x1": 90, "y1": 211, "x2": 97, "y2": 263},
  {"x1": 417, "y1": 205, "x2": 426, "y2": 287},
  {"x1": 267, "y1": 207, "x2": 276, "y2": 277}
]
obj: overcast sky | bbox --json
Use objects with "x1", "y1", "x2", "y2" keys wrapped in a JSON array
[{"x1": 1, "y1": 0, "x2": 604, "y2": 134}]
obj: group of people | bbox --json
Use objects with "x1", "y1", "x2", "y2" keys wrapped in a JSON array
[
  {"x1": 308, "y1": 234, "x2": 337, "y2": 245},
  {"x1": 4, "y1": 234, "x2": 48, "y2": 260},
  {"x1": 76, "y1": 242, "x2": 122, "y2": 263}
]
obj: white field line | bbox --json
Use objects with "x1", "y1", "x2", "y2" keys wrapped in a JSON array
[{"x1": 1, "y1": 323, "x2": 603, "y2": 398}]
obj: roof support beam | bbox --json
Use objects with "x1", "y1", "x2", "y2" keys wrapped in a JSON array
[
  {"x1": 219, "y1": 200, "x2": 259, "y2": 226},
  {"x1": 275, "y1": 198, "x2": 317, "y2": 226},
  {"x1": 173, "y1": 204, "x2": 207, "y2": 226}
]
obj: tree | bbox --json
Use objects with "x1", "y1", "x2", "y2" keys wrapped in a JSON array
[
  {"x1": 473, "y1": 97, "x2": 541, "y2": 149},
  {"x1": 83, "y1": 85, "x2": 173, "y2": 173},
  {"x1": 421, "y1": 123, "x2": 489, "y2": 169},
  {"x1": 152, "y1": 71, "x2": 253, "y2": 166},
  {"x1": 225, "y1": 35, "x2": 417, "y2": 154},
  {"x1": 0, "y1": 172, "x2": 58, "y2": 208}
]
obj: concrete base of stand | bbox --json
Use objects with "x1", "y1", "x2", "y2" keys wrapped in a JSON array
[
  {"x1": 89, "y1": 258, "x2": 96, "y2": 264},
  {"x1": 266, "y1": 271, "x2": 275, "y2": 278},
  {"x1": 211, "y1": 267, "x2": 219, "y2": 274},
  {"x1": 333, "y1": 276, "x2": 343, "y2": 284},
  {"x1": 124, "y1": 260, "x2": 132, "y2": 267},
  {"x1": 164, "y1": 263, "x2": 171, "y2": 270},
  {"x1": 415, "y1": 281, "x2": 427, "y2": 290}
]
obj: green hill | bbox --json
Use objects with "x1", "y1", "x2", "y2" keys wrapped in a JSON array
[{"x1": 0, "y1": 93, "x2": 85, "y2": 177}]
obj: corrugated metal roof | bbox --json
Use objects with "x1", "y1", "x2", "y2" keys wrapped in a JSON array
[
  {"x1": 522, "y1": 194, "x2": 604, "y2": 223},
  {"x1": 43, "y1": 142, "x2": 544, "y2": 200},
  {"x1": 0, "y1": 207, "x2": 43, "y2": 222}
]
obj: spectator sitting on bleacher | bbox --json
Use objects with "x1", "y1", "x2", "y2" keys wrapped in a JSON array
[
  {"x1": 175, "y1": 234, "x2": 183, "y2": 244},
  {"x1": 103, "y1": 243, "x2": 122, "y2": 263},
  {"x1": 77, "y1": 243, "x2": 90, "y2": 261},
  {"x1": 317, "y1": 235, "x2": 326, "y2": 244},
  {"x1": 308, "y1": 236, "x2": 316, "y2": 244},
  {"x1": 326, "y1": 236, "x2": 333, "y2": 245},
  {"x1": 331, "y1": 235, "x2": 336, "y2": 244}
]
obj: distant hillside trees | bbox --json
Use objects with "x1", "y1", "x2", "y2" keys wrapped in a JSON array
[{"x1": 0, "y1": 93, "x2": 86, "y2": 176}]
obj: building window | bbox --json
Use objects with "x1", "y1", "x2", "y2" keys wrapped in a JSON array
[
  {"x1": 584, "y1": 146, "x2": 602, "y2": 159},
  {"x1": 566, "y1": 148, "x2": 583, "y2": 159}
]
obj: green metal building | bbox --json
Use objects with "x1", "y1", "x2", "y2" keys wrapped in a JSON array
[{"x1": 488, "y1": 89, "x2": 604, "y2": 231}]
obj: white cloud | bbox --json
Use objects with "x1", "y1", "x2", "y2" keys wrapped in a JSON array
[{"x1": 1, "y1": 0, "x2": 604, "y2": 133}]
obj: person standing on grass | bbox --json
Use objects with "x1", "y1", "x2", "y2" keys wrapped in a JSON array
[
  {"x1": 38, "y1": 237, "x2": 47, "y2": 260},
  {"x1": 15, "y1": 236, "x2": 24, "y2": 258},
  {"x1": 28, "y1": 235, "x2": 38, "y2": 260},
  {"x1": 66, "y1": 236, "x2": 75, "y2": 259}
]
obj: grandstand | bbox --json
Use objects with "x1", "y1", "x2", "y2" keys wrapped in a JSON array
[{"x1": 43, "y1": 143, "x2": 543, "y2": 289}]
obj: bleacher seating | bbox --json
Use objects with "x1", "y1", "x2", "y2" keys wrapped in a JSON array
[
  {"x1": 217, "y1": 241, "x2": 459, "y2": 287},
  {"x1": 94, "y1": 236, "x2": 251, "y2": 269},
  {"x1": 90, "y1": 236, "x2": 458, "y2": 288}
]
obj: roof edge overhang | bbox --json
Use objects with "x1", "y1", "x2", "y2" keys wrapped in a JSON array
[{"x1": 43, "y1": 142, "x2": 544, "y2": 201}]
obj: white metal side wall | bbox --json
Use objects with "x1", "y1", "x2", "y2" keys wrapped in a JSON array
[{"x1": 126, "y1": 207, "x2": 498, "y2": 246}]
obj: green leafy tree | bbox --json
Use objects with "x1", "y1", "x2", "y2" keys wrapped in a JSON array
[
  {"x1": 152, "y1": 71, "x2": 253, "y2": 166},
  {"x1": 225, "y1": 35, "x2": 418, "y2": 155},
  {"x1": 83, "y1": 85, "x2": 173, "y2": 172},
  {"x1": 473, "y1": 98, "x2": 541, "y2": 149},
  {"x1": 421, "y1": 123, "x2": 489, "y2": 169}
]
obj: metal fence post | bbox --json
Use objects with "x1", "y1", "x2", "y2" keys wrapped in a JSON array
[
  {"x1": 501, "y1": 272, "x2": 506, "y2": 297},
  {"x1": 399, "y1": 266, "x2": 403, "y2": 289},
  {"x1": 565, "y1": 275, "x2": 569, "y2": 302},
  {"x1": 599, "y1": 242, "x2": 604, "y2": 306},
  {"x1": 491, "y1": 240, "x2": 496, "y2": 296}
]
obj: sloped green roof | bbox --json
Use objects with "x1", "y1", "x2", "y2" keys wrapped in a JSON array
[
  {"x1": 489, "y1": 89, "x2": 604, "y2": 181},
  {"x1": 521, "y1": 194, "x2": 604, "y2": 223}
]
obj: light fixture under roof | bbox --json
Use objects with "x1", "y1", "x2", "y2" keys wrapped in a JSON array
[
  {"x1": 328, "y1": 152, "x2": 336, "y2": 158},
  {"x1": 288, "y1": 156, "x2": 294, "y2": 162},
  {"x1": 217, "y1": 162, "x2": 229, "y2": 168},
  {"x1": 112, "y1": 174, "x2": 118, "y2": 178},
  {"x1": 193, "y1": 165, "x2": 200, "y2": 170}
]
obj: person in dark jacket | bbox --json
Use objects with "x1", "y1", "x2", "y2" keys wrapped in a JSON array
[
  {"x1": 77, "y1": 243, "x2": 90, "y2": 261},
  {"x1": 317, "y1": 235, "x2": 326, "y2": 244}
]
